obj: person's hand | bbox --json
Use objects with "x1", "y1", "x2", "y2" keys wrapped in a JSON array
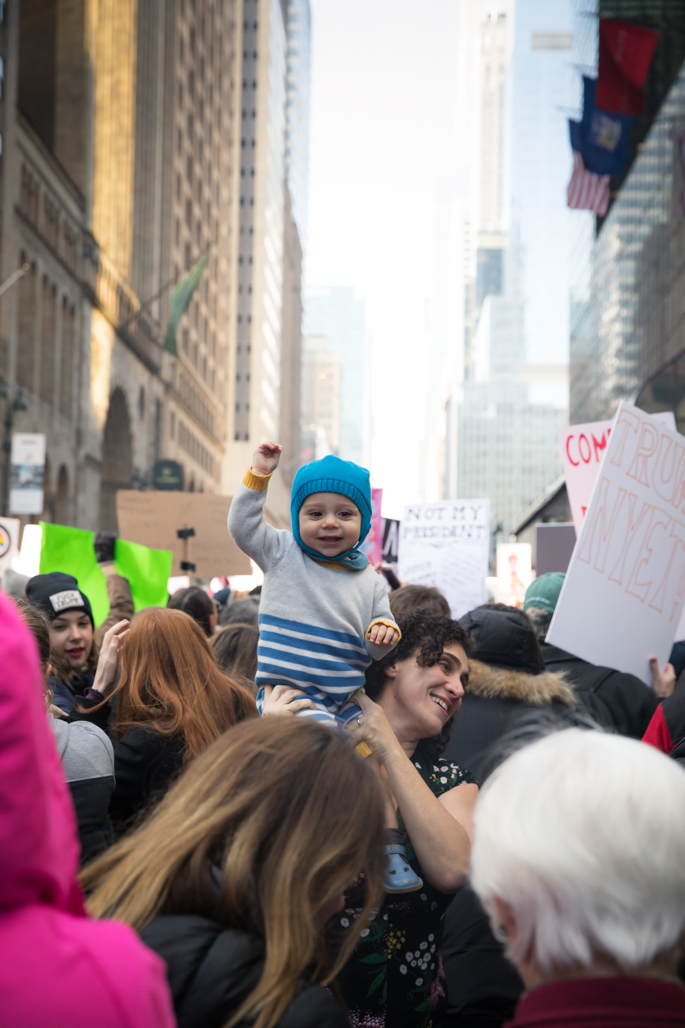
[
  {"x1": 48, "y1": 704, "x2": 66, "y2": 718},
  {"x1": 92, "y1": 620, "x2": 130, "y2": 699},
  {"x1": 261, "y1": 684, "x2": 316, "y2": 716},
  {"x1": 346, "y1": 690, "x2": 402, "y2": 765},
  {"x1": 650, "y1": 657, "x2": 676, "y2": 698},
  {"x1": 366, "y1": 622, "x2": 400, "y2": 647},
  {"x1": 252, "y1": 442, "x2": 283, "y2": 476}
]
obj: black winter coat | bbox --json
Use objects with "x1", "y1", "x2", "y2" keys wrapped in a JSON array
[
  {"x1": 141, "y1": 915, "x2": 348, "y2": 1028},
  {"x1": 541, "y1": 643, "x2": 658, "y2": 739},
  {"x1": 49, "y1": 672, "x2": 113, "y2": 733},
  {"x1": 438, "y1": 885, "x2": 523, "y2": 1028},
  {"x1": 110, "y1": 726, "x2": 186, "y2": 830},
  {"x1": 443, "y1": 659, "x2": 575, "y2": 783}
]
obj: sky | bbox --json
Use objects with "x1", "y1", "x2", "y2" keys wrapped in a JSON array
[{"x1": 306, "y1": 0, "x2": 463, "y2": 519}]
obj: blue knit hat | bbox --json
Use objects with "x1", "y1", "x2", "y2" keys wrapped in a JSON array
[{"x1": 291, "y1": 455, "x2": 372, "y2": 566}]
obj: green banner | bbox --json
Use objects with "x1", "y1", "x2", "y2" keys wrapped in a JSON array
[
  {"x1": 163, "y1": 248, "x2": 212, "y2": 356},
  {"x1": 39, "y1": 523, "x2": 173, "y2": 625},
  {"x1": 39, "y1": 522, "x2": 109, "y2": 626},
  {"x1": 114, "y1": 538, "x2": 172, "y2": 612}
]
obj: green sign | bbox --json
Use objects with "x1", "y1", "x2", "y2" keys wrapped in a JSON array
[{"x1": 39, "y1": 522, "x2": 172, "y2": 626}]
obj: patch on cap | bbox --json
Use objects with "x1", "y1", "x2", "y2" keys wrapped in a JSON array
[{"x1": 50, "y1": 589, "x2": 84, "y2": 613}]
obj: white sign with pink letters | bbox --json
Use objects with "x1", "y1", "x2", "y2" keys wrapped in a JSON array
[{"x1": 549, "y1": 404, "x2": 685, "y2": 684}]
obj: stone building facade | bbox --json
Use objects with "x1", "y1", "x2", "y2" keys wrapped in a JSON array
[{"x1": 0, "y1": 0, "x2": 304, "y2": 534}]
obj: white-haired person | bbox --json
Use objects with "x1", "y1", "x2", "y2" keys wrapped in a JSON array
[{"x1": 470, "y1": 728, "x2": 685, "y2": 1027}]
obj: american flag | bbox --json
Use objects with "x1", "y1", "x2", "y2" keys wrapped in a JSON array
[{"x1": 567, "y1": 151, "x2": 610, "y2": 216}]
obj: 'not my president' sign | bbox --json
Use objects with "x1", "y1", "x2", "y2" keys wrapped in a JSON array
[
  {"x1": 397, "y1": 499, "x2": 490, "y2": 619},
  {"x1": 549, "y1": 403, "x2": 685, "y2": 684}
]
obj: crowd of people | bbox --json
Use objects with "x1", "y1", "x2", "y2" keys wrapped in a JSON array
[{"x1": 2, "y1": 449, "x2": 685, "y2": 1028}]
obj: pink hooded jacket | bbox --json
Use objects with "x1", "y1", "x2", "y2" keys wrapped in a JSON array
[{"x1": 0, "y1": 593, "x2": 176, "y2": 1028}]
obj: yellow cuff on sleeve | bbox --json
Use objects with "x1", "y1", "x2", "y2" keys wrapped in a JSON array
[
  {"x1": 243, "y1": 468, "x2": 273, "y2": 492},
  {"x1": 366, "y1": 619, "x2": 401, "y2": 641}
]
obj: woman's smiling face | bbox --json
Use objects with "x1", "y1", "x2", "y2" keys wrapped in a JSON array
[
  {"x1": 379, "y1": 644, "x2": 469, "y2": 741},
  {"x1": 49, "y1": 609, "x2": 94, "y2": 671}
]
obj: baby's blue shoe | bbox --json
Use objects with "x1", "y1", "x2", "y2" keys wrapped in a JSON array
[{"x1": 384, "y1": 844, "x2": 423, "y2": 893}]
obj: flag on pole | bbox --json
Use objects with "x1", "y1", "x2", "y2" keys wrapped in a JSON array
[
  {"x1": 567, "y1": 121, "x2": 610, "y2": 216},
  {"x1": 579, "y1": 76, "x2": 632, "y2": 176},
  {"x1": 163, "y1": 248, "x2": 212, "y2": 356},
  {"x1": 597, "y1": 19, "x2": 659, "y2": 116}
]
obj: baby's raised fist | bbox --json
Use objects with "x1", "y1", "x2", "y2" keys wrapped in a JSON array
[{"x1": 252, "y1": 442, "x2": 283, "y2": 476}]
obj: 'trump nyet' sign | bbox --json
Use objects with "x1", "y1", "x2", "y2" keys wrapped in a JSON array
[{"x1": 549, "y1": 404, "x2": 685, "y2": 684}]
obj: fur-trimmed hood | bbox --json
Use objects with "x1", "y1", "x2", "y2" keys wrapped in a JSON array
[{"x1": 467, "y1": 658, "x2": 576, "y2": 707}]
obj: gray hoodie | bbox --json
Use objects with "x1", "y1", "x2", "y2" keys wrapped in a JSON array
[{"x1": 50, "y1": 716, "x2": 115, "y2": 865}]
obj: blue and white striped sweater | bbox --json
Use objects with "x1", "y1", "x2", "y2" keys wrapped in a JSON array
[
  {"x1": 256, "y1": 613, "x2": 370, "y2": 723},
  {"x1": 227, "y1": 477, "x2": 400, "y2": 726}
]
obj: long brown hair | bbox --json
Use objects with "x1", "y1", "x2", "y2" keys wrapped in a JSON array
[
  {"x1": 82, "y1": 718, "x2": 386, "y2": 1028},
  {"x1": 211, "y1": 622, "x2": 259, "y2": 696},
  {"x1": 15, "y1": 599, "x2": 51, "y2": 672},
  {"x1": 107, "y1": 607, "x2": 257, "y2": 758}
]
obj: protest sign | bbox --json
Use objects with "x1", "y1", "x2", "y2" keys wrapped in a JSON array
[
  {"x1": 114, "y1": 538, "x2": 173, "y2": 611},
  {"x1": 39, "y1": 522, "x2": 173, "y2": 624},
  {"x1": 382, "y1": 517, "x2": 400, "y2": 565},
  {"x1": 360, "y1": 488, "x2": 383, "y2": 565},
  {"x1": 116, "y1": 490, "x2": 251, "y2": 578},
  {"x1": 0, "y1": 517, "x2": 20, "y2": 579},
  {"x1": 39, "y1": 523, "x2": 109, "y2": 625},
  {"x1": 548, "y1": 403, "x2": 685, "y2": 684},
  {"x1": 559, "y1": 411, "x2": 675, "y2": 531},
  {"x1": 494, "y1": 543, "x2": 533, "y2": 607},
  {"x1": 397, "y1": 500, "x2": 490, "y2": 617}
]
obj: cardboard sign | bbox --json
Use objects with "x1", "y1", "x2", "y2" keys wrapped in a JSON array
[
  {"x1": 397, "y1": 500, "x2": 490, "y2": 618},
  {"x1": 116, "y1": 490, "x2": 251, "y2": 579},
  {"x1": 548, "y1": 403, "x2": 685, "y2": 684},
  {"x1": 494, "y1": 543, "x2": 533, "y2": 607},
  {"x1": 560, "y1": 411, "x2": 676, "y2": 530}
]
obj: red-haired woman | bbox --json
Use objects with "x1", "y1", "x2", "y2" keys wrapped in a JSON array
[{"x1": 95, "y1": 607, "x2": 257, "y2": 832}]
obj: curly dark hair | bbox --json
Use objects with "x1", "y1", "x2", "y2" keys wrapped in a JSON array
[{"x1": 365, "y1": 610, "x2": 473, "y2": 760}]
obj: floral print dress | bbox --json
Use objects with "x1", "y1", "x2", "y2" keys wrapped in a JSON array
[{"x1": 335, "y1": 743, "x2": 476, "y2": 1028}]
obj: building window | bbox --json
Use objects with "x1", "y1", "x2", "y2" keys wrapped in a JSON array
[{"x1": 170, "y1": 411, "x2": 176, "y2": 438}]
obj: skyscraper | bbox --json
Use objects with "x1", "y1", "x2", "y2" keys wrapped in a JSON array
[
  {"x1": 304, "y1": 286, "x2": 368, "y2": 467},
  {"x1": 6, "y1": 0, "x2": 242, "y2": 531},
  {"x1": 285, "y1": 0, "x2": 311, "y2": 249},
  {"x1": 440, "y1": 0, "x2": 571, "y2": 539},
  {"x1": 224, "y1": 0, "x2": 310, "y2": 519}
]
